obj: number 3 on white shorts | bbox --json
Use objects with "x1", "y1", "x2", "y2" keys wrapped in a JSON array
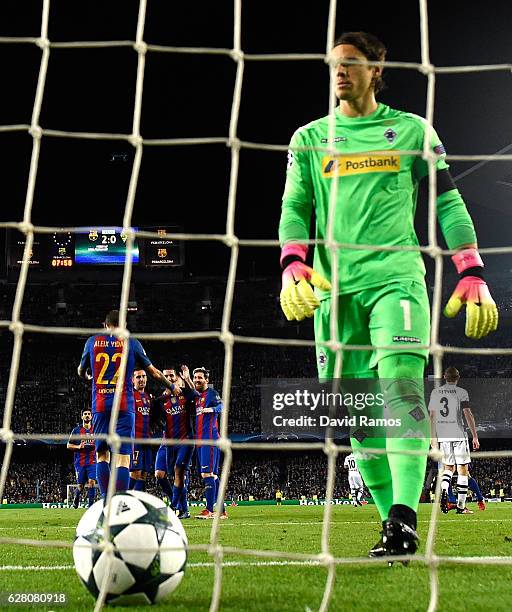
[{"x1": 399, "y1": 299, "x2": 412, "y2": 331}]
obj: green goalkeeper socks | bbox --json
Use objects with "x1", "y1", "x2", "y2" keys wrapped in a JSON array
[
  {"x1": 350, "y1": 354, "x2": 429, "y2": 520},
  {"x1": 379, "y1": 354, "x2": 429, "y2": 513}
]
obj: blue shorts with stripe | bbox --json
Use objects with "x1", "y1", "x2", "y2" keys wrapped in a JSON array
[
  {"x1": 155, "y1": 444, "x2": 194, "y2": 473},
  {"x1": 92, "y1": 411, "x2": 134, "y2": 455},
  {"x1": 75, "y1": 464, "x2": 96, "y2": 485},
  {"x1": 197, "y1": 445, "x2": 220, "y2": 474},
  {"x1": 130, "y1": 443, "x2": 153, "y2": 472}
]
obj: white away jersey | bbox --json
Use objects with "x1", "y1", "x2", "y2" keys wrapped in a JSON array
[
  {"x1": 428, "y1": 383, "x2": 469, "y2": 441},
  {"x1": 344, "y1": 453, "x2": 360, "y2": 474}
]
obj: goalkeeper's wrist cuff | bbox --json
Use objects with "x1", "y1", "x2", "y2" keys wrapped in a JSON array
[
  {"x1": 280, "y1": 243, "x2": 308, "y2": 270},
  {"x1": 451, "y1": 248, "x2": 483, "y2": 274}
]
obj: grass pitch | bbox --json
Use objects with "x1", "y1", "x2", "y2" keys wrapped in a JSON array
[{"x1": 1, "y1": 504, "x2": 512, "y2": 611}]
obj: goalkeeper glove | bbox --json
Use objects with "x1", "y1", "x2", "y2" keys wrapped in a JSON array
[
  {"x1": 280, "y1": 243, "x2": 331, "y2": 321},
  {"x1": 443, "y1": 248, "x2": 498, "y2": 339}
]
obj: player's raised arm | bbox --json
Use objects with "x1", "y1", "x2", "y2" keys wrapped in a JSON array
[{"x1": 147, "y1": 364, "x2": 179, "y2": 393}]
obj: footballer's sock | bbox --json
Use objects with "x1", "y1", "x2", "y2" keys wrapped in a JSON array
[
  {"x1": 214, "y1": 478, "x2": 225, "y2": 513},
  {"x1": 448, "y1": 481, "x2": 457, "y2": 503},
  {"x1": 157, "y1": 476, "x2": 174, "y2": 500},
  {"x1": 115, "y1": 467, "x2": 130, "y2": 492},
  {"x1": 73, "y1": 488, "x2": 81, "y2": 505},
  {"x1": 442, "y1": 470, "x2": 453, "y2": 492},
  {"x1": 96, "y1": 461, "x2": 110, "y2": 498},
  {"x1": 457, "y1": 474, "x2": 469, "y2": 509},
  {"x1": 351, "y1": 436, "x2": 393, "y2": 520},
  {"x1": 129, "y1": 478, "x2": 136, "y2": 489},
  {"x1": 379, "y1": 355, "x2": 430, "y2": 512},
  {"x1": 180, "y1": 487, "x2": 189, "y2": 513},
  {"x1": 87, "y1": 486, "x2": 96, "y2": 507},
  {"x1": 133, "y1": 479, "x2": 146, "y2": 491},
  {"x1": 172, "y1": 486, "x2": 184, "y2": 509},
  {"x1": 204, "y1": 476, "x2": 215, "y2": 512},
  {"x1": 469, "y1": 476, "x2": 483, "y2": 502}
]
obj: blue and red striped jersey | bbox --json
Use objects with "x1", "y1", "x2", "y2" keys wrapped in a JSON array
[
  {"x1": 194, "y1": 387, "x2": 223, "y2": 441},
  {"x1": 69, "y1": 425, "x2": 96, "y2": 468},
  {"x1": 155, "y1": 388, "x2": 194, "y2": 441},
  {"x1": 79, "y1": 334, "x2": 151, "y2": 414},
  {"x1": 134, "y1": 390, "x2": 152, "y2": 439}
]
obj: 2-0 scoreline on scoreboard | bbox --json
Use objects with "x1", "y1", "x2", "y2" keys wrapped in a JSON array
[{"x1": 6, "y1": 227, "x2": 184, "y2": 270}]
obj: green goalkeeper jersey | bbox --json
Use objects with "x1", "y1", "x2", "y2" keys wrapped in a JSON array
[{"x1": 279, "y1": 103, "x2": 476, "y2": 298}]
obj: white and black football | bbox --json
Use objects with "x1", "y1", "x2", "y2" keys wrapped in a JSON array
[{"x1": 73, "y1": 490, "x2": 187, "y2": 605}]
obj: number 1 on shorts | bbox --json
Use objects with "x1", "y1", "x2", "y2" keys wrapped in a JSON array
[{"x1": 399, "y1": 299, "x2": 412, "y2": 331}]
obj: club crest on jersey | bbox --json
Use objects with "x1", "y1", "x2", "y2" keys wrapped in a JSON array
[
  {"x1": 287, "y1": 150, "x2": 294, "y2": 169},
  {"x1": 318, "y1": 350, "x2": 327, "y2": 369},
  {"x1": 384, "y1": 128, "x2": 397, "y2": 143}
]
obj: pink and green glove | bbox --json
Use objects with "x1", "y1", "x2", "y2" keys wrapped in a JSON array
[
  {"x1": 443, "y1": 248, "x2": 498, "y2": 339},
  {"x1": 280, "y1": 244, "x2": 331, "y2": 321}
]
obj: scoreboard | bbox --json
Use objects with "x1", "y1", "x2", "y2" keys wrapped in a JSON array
[
  {"x1": 6, "y1": 227, "x2": 183, "y2": 271},
  {"x1": 75, "y1": 228, "x2": 140, "y2": 265}
]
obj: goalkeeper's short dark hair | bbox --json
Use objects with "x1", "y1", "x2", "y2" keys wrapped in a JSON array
[
  {"x1": 193, "y1": 366, "x2": 210, "y2": 380},
  {"x1": 444, "y1": 366, "x2": 460, "y2": 382},
  {"x1": 333, "y1": 31, "x2": 387, "y2": 93},
  {"x1": 105, "y1": 310, "x2": 119, "y2": 326}
]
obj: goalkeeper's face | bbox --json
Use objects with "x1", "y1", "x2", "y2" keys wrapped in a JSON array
[{"x1": 331, "y1": 44, "x2": 380, "y2": 101}]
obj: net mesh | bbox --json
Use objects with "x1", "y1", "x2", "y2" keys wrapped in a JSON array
[{"x1": 1, "y1": 1, "x2": 512, "y2": 610}]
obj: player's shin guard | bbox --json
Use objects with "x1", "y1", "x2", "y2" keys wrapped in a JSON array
[
  {"x1": 351, "y1": 435, "x2": 393, "y2": 520},
  {"x1": 180, "y1": 486, "x2": 189, "y2": 513},
  {"x1": 204, "y1": 476, "x2": 215, "y2": 512},
  {"x1": 441, "y1": 470, "x2": 453, "y2": 492},
  {"x1": 172, "y1": 486, "x2": 183, "y2": 509},
  {"x1": 116, "y1": 466, "x2": 130, "y2": 491},
  {"x1": 73, "y1": 487, "x2": 81, "y2": 505},
  {"x1": 96, "y1": 461, "x2": 110, "y2": 498},
  {"x1": 457, "y1": 474, "x2": 469, "y2": 509},
  {"x1": 157, "y1": 476, "x2": 174, "y2": 500},
  {"x1": 214, "y1": 477, "x2": 225, "y2": 513},
  {"x1": 379, "y1": 354, "x2": 429, "y2": 514},
  {"x1": 87, "y1": 486, "x2": 96, "y2": 507},
  {"x1": 469, "y1": 476, "x2": 483, "y2": 502},
  {"x1": 133, "y1": 479, "x2": 146, "y2": 491}
]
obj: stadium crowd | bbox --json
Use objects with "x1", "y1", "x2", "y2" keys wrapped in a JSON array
[{"x1": 3, "y1": 450, "x2": 512, "y2": 504}]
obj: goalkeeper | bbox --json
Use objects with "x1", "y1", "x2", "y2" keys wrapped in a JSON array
[{"x1": 279, "y1": 31, "x2": 498, "y2": 559}]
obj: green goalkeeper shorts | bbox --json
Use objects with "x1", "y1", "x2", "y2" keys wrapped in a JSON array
[{"x1": 314, "y1": 280, "x2": 430, "y2": 378}]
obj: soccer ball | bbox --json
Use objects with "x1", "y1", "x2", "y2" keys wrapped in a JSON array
[{"x1": 73, "y1": 490, "x2": 187, "y2": 605}]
